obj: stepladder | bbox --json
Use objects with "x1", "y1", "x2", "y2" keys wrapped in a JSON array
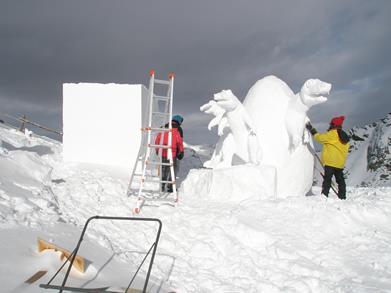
[{"x1": 127, "y1": 70, "x2": 178, "y2": 213}]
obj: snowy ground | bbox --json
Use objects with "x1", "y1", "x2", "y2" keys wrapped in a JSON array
[{"x1": 1, "y1": 125, "x2": 391, "y2": 292}]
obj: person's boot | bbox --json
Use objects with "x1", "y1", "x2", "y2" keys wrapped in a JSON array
[
  {"x1": 338, "y1": 194, "x2": 346, "y2": 200},
  {"x1": 338, "y1": 187, "x2": 346, "y2": 200}
]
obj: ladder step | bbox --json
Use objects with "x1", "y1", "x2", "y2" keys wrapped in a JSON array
[
  {"x1": 160, "y1": 180, "x2": 176, "y2": 184},
  {"x1": 141, "y1": 178, "x2": 175, "y2": 184},
  {"x1": 150, "y1": 127, "x2": 168, "y2": 132},
  {"x1": 152, "y1": 112, "x2": 170, "y2": 116},
  {"x1": 134, "y1": 173, "x2": 160, "y2": 178},
  {"x1": 154, "y1": 94, "x2": 170, "y2": 101},
  {"x1": 141, "y1": 127, "x2": 169, "y2": 132},
  {"x1": 146, "y1": 161, "x2": 173, "y2": 166},
  {"x1": 154, "y1": 79, "x2": 170, "y2": 85},
  {"x1": 139, "y1": 197, "x2": 177, "y2": 203},
  {"x1": 148, "y1": 144, "x2": 171, "y2": 149}
]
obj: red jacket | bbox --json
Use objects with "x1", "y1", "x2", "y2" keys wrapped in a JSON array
[{"x1": 155, "y1": 128, "x2": 184, "y2": 158}]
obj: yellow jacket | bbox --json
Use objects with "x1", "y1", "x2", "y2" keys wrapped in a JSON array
[{"x1": 314, "y1": 129, "x2": 349, "y2": 169}]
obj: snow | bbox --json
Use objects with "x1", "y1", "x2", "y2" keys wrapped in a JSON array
[
  {"x1": 345, "y1": 131, "x2": 371, "y2": 186},
  {"x1": 63, "y1": 83, "x2": 148, "y2": 168},
  {"x1": 1, "y1": 122, "x2": 391, "y2": 292},
  {"x1": 182, "y1": 165, "x2": 276, "y2": 201}
]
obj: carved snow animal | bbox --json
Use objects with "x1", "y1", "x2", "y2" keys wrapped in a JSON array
[
  {"x1": 200, "y1": 99, "x2": 233, "y2": 168},
  {"x1": 244, "y1": 76, "x2": 331, "y2": 196},
  {"x1": 202, "y1": 75, "x2": 331, "y2": 197},
  {"x1": 200, "y1": 90, "x2": 262, "y2": 168}
]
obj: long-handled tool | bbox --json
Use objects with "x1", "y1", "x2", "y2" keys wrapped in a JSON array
[{"x1": 306, "y1": 143, "x2": 339, "y2": 196}]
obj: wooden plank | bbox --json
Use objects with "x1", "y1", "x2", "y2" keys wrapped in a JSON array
[
  {"x1": 24, "y1": 270, "x2": 47, "y2": 284},
  {"x1": 37, "y1": 238, "x2": 85, "y2": 272}
]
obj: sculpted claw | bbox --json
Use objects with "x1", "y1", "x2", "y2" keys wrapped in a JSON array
[
  {"x1": 214, "y1": 90, "x2": 241, "y2": 112},
  {"x1": 200, "y1": 100, "x2": 227, "y2": 132}
]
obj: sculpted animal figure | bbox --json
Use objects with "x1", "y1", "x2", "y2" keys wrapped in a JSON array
[
  {"x1": 200, "y1": 90, "x2": 262, "y2": 168},
  {"x1": 285, "y1": 79, "x2": 331, "y2": 149},
  {"x1": 200, "y1": 99, "x2": 232, "y2": 168},
  {"x1": 202, "y1": 75, "x2": 331, "y2": 197}
]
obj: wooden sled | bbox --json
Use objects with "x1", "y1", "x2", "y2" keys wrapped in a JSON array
[{"x1": 38, "y1": 238, "x2": 86, "y2": 273}]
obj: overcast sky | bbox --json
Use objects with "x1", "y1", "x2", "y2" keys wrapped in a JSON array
[{"x1": 1, "y1": 0, "x2": 390, "y2": 144}]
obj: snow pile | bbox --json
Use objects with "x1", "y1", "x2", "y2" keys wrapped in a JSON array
[
  {"x1": 0, "y1": 125, "x2": 169, "y2": 292},
  {"x1": 0, "y1": 127, "x2": 60, "y2": 227},
  {"x1": 1, "y1": 124, "x2": 391, "y2": 292}
]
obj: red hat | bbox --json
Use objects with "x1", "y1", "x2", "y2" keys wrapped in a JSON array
[{"x1": 330, "y1": 116, "x2": 345, "y2": 126}]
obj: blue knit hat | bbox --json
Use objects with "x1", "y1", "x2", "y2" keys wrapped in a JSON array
[{"x1": 172, "y1": 115, "x2": 184, "y2": 125}]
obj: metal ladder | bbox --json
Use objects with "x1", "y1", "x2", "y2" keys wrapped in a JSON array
[{"x1": 127, "y1": 70, "x2": 178, "y2": 213}]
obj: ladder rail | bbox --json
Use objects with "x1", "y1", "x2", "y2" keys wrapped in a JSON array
[
  {"x1": 137, "y1": 71, "x2": 156, "y2": 199},
  {"x1": 167, "y1": 74, "x2": 178, "y2": 202},
  {"x1": 127, "y1": 148, "x2": 143, "y2": 196}
]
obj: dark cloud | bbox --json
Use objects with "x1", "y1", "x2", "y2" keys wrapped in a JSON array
[{"x1": 0, "y1": 0, "x2": 390, "y2": 143}]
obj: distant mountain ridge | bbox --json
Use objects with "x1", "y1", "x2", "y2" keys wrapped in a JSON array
[{"x1": 346, "y1": 113, "x2": 391, "y2": 187}]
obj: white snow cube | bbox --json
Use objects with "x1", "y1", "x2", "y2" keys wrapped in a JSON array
[{"x1": 63, "y1": 83, "x2": 148, "y2": 168}]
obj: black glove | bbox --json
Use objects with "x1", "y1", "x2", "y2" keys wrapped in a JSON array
[
  {"x1": 306, "y1": 122, "x2": 317, "y2": 135},
  {"x1": 177, "y1": 151, "x2": 184, "y2": 160}
]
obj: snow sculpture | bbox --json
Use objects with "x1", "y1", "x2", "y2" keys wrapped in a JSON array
[
  {"x1": 201, "y1": 75, "x2": 331, "y2": 197},
  {"x1": 200, "y1": 90, "x2": 262, "y2": 168}
]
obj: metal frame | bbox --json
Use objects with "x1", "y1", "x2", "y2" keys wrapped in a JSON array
[
  {"x1": 40, "y1": 216, "x2": 162, "y2": 293},
  {"x1": 127, "y1": 70, "x2": 178, "y2": 213}
]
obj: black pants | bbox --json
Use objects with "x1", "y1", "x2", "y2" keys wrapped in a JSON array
[
  {"x1": 322, "y1": 165, "x2": 346, "y2": 199},
  {"x1": 161, "y1": 157, "x2": 177, "y2": 192}
]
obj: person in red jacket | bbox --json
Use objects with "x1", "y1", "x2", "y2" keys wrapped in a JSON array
[{"x1": 155, "y1": 115, "x2": 184, "y2": 192}]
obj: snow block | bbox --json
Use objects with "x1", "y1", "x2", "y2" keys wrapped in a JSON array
[
  {"x1": 181, "y1": 164, "x2": 277, "y2": 202},
  {"x1": 63, "y1": 83, "x2": 148, "y2": 168}
]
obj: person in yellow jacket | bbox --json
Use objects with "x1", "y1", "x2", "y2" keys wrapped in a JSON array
[{"x1": 306, "y1": 116, "x2": 350, "y2": 199}]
